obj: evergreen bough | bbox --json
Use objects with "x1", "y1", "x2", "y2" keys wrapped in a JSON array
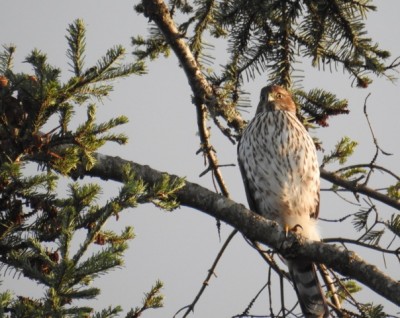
[{"x1": 0, "y1": 19, "x2": 182, "y2": 317}]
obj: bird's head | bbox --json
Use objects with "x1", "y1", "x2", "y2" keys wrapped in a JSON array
[{"x1": 255, "y1": 85, "x2": 296, "y2": 115}]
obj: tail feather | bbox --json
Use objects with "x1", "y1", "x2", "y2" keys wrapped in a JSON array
[{"x1": 288, "y1": 260, "x2": 329, "y2": 318}]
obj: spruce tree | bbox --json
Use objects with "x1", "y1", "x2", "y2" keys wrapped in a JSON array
[
  {"x1": 0, "y1": 19, "x2": 179, "y2": 317},
  {"x1": 1, "y1": 1, "x2": 399, "y2": 318}
]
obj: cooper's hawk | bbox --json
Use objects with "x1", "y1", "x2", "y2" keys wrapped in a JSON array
[{"x1": 237, "y1": 85, "x2": 329, "y2": 318}]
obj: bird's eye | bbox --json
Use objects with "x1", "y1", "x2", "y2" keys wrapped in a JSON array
[{"x1": 276, "y1": 93, "x2": 283, "y2": 99}]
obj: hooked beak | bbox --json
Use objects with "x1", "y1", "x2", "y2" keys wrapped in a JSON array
[{"x1": 267, "y1": 94, "x2": 274, "y2": 102}]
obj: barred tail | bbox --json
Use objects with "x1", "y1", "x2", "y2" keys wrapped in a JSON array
[{"x1": 288, "y1": 260, "x2": 329, "y2": 318}]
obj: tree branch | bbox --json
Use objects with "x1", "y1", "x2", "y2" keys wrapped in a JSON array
[
  {"x1": 195, "y1": 102, "x2": 230, "y2": 197},
  {"x1": 323, "y1": 237, "x2": 400, "y2": 255},
  {"x1": 174, "y1": 229, "x2": 238, "y2": 318},
  {"x1": 320, "y1": 168, "x2": 400, "y2": 210},
  {"x1": 138, "y1": 0, "x2": 400, "y2": 211},
  {"x1": 335, "y1": 163, "x2": 400, "y2": 182},
  {"x1": 140, "y1": 0, "x2": 245, "y2": 133},
  {"x1": 83, "y1": 153, "x2": 400, "y2": 306}
]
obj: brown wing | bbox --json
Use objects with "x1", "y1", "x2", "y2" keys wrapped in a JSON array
[{"x1": 237, "y1": 144, "x2": 259, "y2": 214}]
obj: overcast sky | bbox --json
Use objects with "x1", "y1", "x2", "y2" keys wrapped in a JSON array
[{"x1": 1, "y1": 1, "x2": 399, "y2": 317}]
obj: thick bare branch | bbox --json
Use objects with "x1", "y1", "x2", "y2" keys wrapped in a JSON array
[
  {"x1": 140, "y1": 0, "x2": 245, "y2": 132},
  {"x1": 83, "y1": 153, "x2": 400, "y2": 306},
  {"x1": 139, "y1": 0, "x2": 399, "y2": 212}
]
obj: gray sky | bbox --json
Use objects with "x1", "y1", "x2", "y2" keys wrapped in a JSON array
[{"x1": 1, "y1": 1, "x2": 399, "y2": 317}]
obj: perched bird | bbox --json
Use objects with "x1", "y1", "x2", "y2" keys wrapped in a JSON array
[{"x1": 237, "y1": 85, "x2": 329, "y2": 318}]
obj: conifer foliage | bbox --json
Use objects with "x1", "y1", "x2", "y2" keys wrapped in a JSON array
[
  {"x1": 1, "y1": 1, "x2": 400, "y2": 318},
  {"x1": 132, "y1": 0, "x2": 400, "y2": 317},
  {"x1": 0, "y1": 19, "x2": 173, "y2": 317},
  {"x1": 134, "y1": 0, "x2": 395, "y2": 130}
]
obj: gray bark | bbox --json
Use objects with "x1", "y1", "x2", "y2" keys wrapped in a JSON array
[{"x1": 82, "y1": 152, "x2": 400, "y2": 306}]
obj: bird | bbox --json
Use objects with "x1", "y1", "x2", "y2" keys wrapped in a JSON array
[{"x1": 237, "y1": 85, "x2": 329, "y2": 318}]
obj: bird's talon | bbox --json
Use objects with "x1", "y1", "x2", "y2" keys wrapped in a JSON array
[
  {"x1": 292, "y1": 224, "x2": 303, "y2": 232},
  {"x1": 284, "y1": 224, "x2": 290, "y2": 237},
  {"x1": 284, "y1": 224, "x2": 303, "y2": 237}
]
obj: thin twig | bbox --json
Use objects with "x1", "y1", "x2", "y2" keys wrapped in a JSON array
[
  {"x1": 280, "y1": 274, "x2": 286, "y2": 318},
  {"x1": 363, "y1": 93, "x2": 393, "y2": 185},
  {"x1": 196, "y1": 103, "x2": 230, "y2": 196},
  {"x1": 322, "y1": 237, "x2": 399, "y2": 255},
  {"x1": 328, "y1": 270, "x2": 366, "y2": 316},
  {"x1": 240, "y1": 281, "x2": 269, "y2": 316},
  {"x1": 252, "y1": 242, "x2": 290, "y2": 281},
  {"x1": 319, "y1": 214, "x2": 354, "y2": 223},
  {"x1": 318, "y1": 264, "x2": 341, "y2": 310},
  {"x1": 384, "y1": 55, "x2": 400, "y2": 71},
  {"x1": 335, "y1": 163, "x2": 400, "y2": 181},
  {"x1": 174, "y1": 229, "x2": 238, "y2": 318},
  {"x1": 320, "y1": 168, "x2": 400, "y2": 210},
  {"x1": 332, "y1": 189, "x2": 362, "y2": 206},
  {"x1": 267, "y1": 265, "x2": 274, "y2": 317},
  {"x1": 212, "y1": 116, "x2": 237, "y2": 144}
]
